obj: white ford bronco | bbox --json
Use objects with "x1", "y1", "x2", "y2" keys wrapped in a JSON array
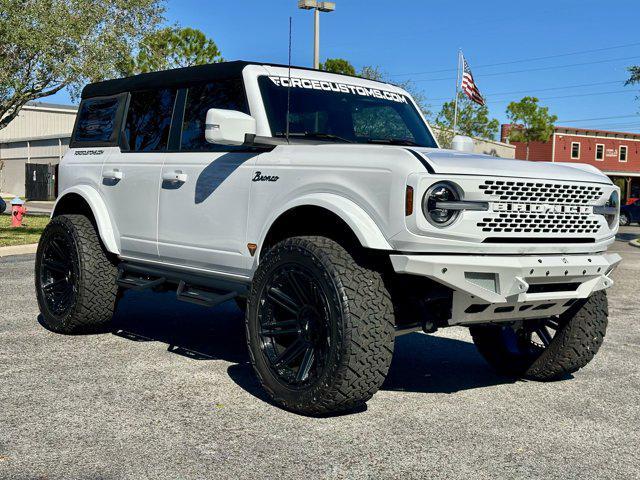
[{"x1": 36, "y1": 61, "x2": 621, "y2": 415}]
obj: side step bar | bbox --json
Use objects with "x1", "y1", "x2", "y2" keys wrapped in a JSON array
[
  {"x1": 176, "y1": 280, "x2": 237, "y2": 307},
  {"x1": 116, "y1": 262, "x2": 249, "y2": 308},
  {"x1": 116, "y1": 269, "x2": 166, "y2": 291}
]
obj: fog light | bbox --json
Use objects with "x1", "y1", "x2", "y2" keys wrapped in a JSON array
[{"x1": 422, "y1": 181, "x2": 461, "y2": 227}]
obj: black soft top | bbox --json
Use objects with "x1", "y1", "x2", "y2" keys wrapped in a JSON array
[{"x1": 81, "y1": 60, "x2": 365, "y2": 99}]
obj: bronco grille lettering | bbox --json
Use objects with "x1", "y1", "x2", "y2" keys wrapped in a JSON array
[{"x1": 492, "y1": 203, "x2": 594, "y2": 214}]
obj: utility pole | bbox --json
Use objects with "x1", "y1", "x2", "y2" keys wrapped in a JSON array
[{"x1": 298, "y1": 1, "x2": 336, "y2": 69}]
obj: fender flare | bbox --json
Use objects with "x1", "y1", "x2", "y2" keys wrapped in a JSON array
[
  {"x1": 257, "y1": 193, "x2": 393, "y2": 257},
  {"x1": 52, "y1": 185, "x2": 120, "y2": 255}
]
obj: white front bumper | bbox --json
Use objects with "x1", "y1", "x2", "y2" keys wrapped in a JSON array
[{"x1": 390, "y1": 252, "x2": 621, "y2": 325}]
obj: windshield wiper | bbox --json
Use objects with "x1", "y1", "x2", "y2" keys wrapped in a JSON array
[
  {"x1": 278, "y1": 132, "x2": 353, "y2": 143},
  {"x1": 366, "y1": 138, "x2": 420, "y2": 146}
]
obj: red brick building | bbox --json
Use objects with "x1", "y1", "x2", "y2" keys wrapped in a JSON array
[{"x1": 501, "y1": 125, "x2": 640, "y2": 202}]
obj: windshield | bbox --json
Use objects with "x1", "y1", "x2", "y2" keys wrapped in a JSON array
[{"x1": 258, "y1": 76, "x2": 437, "y2": 147}]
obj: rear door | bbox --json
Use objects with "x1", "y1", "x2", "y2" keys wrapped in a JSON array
[
  {"x1": 157, "y1": 80, "x2": 258, "y2": 276},
  {"x1": 100, "y1": 88, "x2": 177, "y2": 261}
]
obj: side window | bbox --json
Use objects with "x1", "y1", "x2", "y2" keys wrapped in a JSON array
[
  {"x1": 619, "y1": 145, "x2": 628, "y2": 162},
  {"x1": 180, "y1": 79, "x2": 248, "y2": 151},
  {"x1": 73, "y1": 96, "x2": 122, "y2": 144},
  {"x1": 595, "y1": 144, "x2": 604, "y2": 161},
  {"x1": 571, "y1": 142, "x2": 580, "y2": 159},
  {"x1": 124, "y1": 88, "x2": 176, "y2": 152}
]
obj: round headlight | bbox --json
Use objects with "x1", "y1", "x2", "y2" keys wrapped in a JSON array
[
  {"x1": 422, "y1": 181, "x2": 461, "y2": 227},
  {"x1": 605, "y1": 191, "x2": 619, "y2": 228}
]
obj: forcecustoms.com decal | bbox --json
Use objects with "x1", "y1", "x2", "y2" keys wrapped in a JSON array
[{"x1": 267, "y1": 76, "x2": 408, "y2": 104}]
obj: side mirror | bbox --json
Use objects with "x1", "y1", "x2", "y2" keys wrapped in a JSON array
[
  {"x1": 205, "y1": 108, "x2": 257, "y2": 146},
  {"x1": 451, "y1": 134, "x2": 474, "y2": 153}
]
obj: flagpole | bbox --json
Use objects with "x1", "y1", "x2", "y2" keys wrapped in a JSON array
[{"x1": 452, "y1": 49, "x2": 462, "y2": 136}]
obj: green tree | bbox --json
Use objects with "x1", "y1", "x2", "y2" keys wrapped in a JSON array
[
  {"x1": 358, "y1": 65, "x2": 430, "y2": 117},
  {"x1": 319, "y1": 58, "x2": 356, "y2": 76},
  {"x1": 0, "y1": 0, "x2": 163, "y2": 131},
  {"x1": 433, "y1": 95, "x2": 500, "y2": 147},
  {"x1": 626, "y1": 65, "x2": 640, "y2": 99},
  {"x1": 506, "y1": 96, "x2": 557, "y2": 160},
  {"x1": 121, "y1": 26, "x2": 223, "y2": 75}
]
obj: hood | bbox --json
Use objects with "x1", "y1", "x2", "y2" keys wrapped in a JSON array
[{"x1": 412, "y1": 148, "x2": 612, "y2": 184}]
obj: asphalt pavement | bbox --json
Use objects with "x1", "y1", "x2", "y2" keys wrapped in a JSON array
[{"x1": 1, "y1": 229, "x2": 639, "y2": 479}]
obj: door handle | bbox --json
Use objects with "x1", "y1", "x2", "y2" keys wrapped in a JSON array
[
  {"x1": 102, "y1": 169, "x2": 123, "y2": 180},
  {"x1": 162, "y1": 171, "x2": 188, "y2": 183}
]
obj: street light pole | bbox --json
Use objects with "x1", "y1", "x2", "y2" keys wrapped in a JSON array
[
  {"x1": 314, "y1": 7, "x2": 320, "y2": 69},
  {"x1": 298, "y1": 1, "x2": 336, "y2": 69}
]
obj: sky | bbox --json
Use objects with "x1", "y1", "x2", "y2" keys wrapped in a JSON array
[{"x1": 45, "y1": 0, "x2": 640, "y2": 135}]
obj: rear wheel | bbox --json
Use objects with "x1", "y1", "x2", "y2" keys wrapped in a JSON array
[
  {"x1": 470, "y1": 291, "x2": 608, "y2": 380},
  {"x1": 35, "y1": 214, "x2": 118, "y2": 334},
  {"x1": 619, "y1": 212, "x2": 630, "y2": 226},
  {"x1": 246, "y1": 236, "x2": 395, "y2": 416}
]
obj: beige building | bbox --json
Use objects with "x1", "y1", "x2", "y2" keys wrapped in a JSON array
[
  {"x1": 430, "y1": 126, "x2": 516, "y2": 159},
  {"x1": 0, "y1": 102, "x2": 77, "y2": 197}
]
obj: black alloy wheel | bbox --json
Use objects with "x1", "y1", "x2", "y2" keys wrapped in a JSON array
[
  {"x1": 39, "y1": 231, "x2": 78, "y2": 317},
  {"x1": 499, "y1": 317, "x2": 560, "y2": 359},
  {"x1": 257, "y1": 264, "x2": 332, "y2": 387}
]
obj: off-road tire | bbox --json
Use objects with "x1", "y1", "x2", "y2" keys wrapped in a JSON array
[
  {"x1": 246, "y1": 236, "x2": 395, "y2": 416},
  {"x1": 470, "y1": 291, "x2": 608, "y2": 380},
  {"x1": 35, "y1": 214, "x2": 118, "y2": 334}
]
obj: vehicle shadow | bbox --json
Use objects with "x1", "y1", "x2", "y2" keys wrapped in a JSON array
[
  {"x1": 107, "y1": 290, "x2": 516, "y2": 400},
  {"x1": 615, "y1": 231, "x2": 638, "y2": 242}
]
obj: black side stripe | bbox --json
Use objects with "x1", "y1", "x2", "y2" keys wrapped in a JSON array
[{"x1": 406, "y1": 148, "x2": 435, "y2": 174}]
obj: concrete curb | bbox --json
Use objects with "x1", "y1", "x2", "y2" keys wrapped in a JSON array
[
  {"x1": 629, "y1": 238, "x2": 640, "y2": 248},
  {"x1": 0, "y1": 243, "x2": 38, "y2": 257}
]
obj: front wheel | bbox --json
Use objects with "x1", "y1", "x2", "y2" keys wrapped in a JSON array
[
  {"x1": 245, "y1": 236, "x2": 395, "y2": 416},
  {"x1": 619, "y1": 212, "x2": 630, "y2": 226},
  {"x1": 470, "y1": 291, "x2": 608, "y2": 380},
  {"x1": 35, "y1": 214, "x2": 118, "y2": 334}
]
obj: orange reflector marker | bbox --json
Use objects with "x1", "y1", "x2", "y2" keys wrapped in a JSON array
[
  {"x1": 247, "y1": 243, "x2": 257, "y2": 256},
  {"x1": 405, "y1": 186, "x2": 414, "y2": 216}
]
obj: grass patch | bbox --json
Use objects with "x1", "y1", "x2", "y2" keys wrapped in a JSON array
[{"x1": 0, "y1": 214, "x2": 49, "y2": 247}]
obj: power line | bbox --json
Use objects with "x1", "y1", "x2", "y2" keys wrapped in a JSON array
[
  {"x1": 557, "y1": 114, "x2": 639, "y2": 123},
  {"x1": 413, "y1": 55, "x2": 640, "y2": 83},
  {"x1": 486, "y1": 90, "x2": 631, "y2": 104},
  {"x1": 427, "y1": 79, "x2": 627, "y2": 102},
  {"x1": 391, "y1": 41, "x2": 640, "y2": 77}
]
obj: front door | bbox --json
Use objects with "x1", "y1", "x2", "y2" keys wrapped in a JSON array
[
  {"x1": 100, "y1": 88, "x2": 177, "y2": 261},
  {"x1": 157, "y1": 151, "x2": 257, "y2": 275}
]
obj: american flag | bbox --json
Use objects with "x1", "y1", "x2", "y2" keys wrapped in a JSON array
[{"x1": 461, "y1": 56, "x2": 485, "y2": 106}]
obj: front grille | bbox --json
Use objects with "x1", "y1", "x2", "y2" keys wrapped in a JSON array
[
  {"x1": 479, "y1": 180, "x2": 604, "y2": 204},
  {"x1": 477, "y1": 212, "x2": 601, "y2": 234}
]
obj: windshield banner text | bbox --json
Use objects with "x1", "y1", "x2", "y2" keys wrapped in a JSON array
[{"x1": 267, "y1": 76, "x2": 408, "y2": 104}]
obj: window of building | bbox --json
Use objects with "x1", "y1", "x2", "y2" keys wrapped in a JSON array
[
  {"x1": 595, "y1": 144, "x2": 604, "y2": 161},
  {"x1": 619, "y1": 145, "x2": 628, "y2": 162},
  {"x1": 73, "y1": 96, "x2": 122, "y2": 144},
  {"x1": 180, "y1": 79, "x2": 248, "y2": 151},
  {"x1": 571, "y1": 142, "x2": 580, "y2": 159},
  {"x1": 123, "y1": 89, "x2": 176, "y2": 152}
]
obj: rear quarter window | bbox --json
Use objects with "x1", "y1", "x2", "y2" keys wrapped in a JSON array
[{"x1": 72, "y1": 95, "x2": 124, "y2": 145}]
